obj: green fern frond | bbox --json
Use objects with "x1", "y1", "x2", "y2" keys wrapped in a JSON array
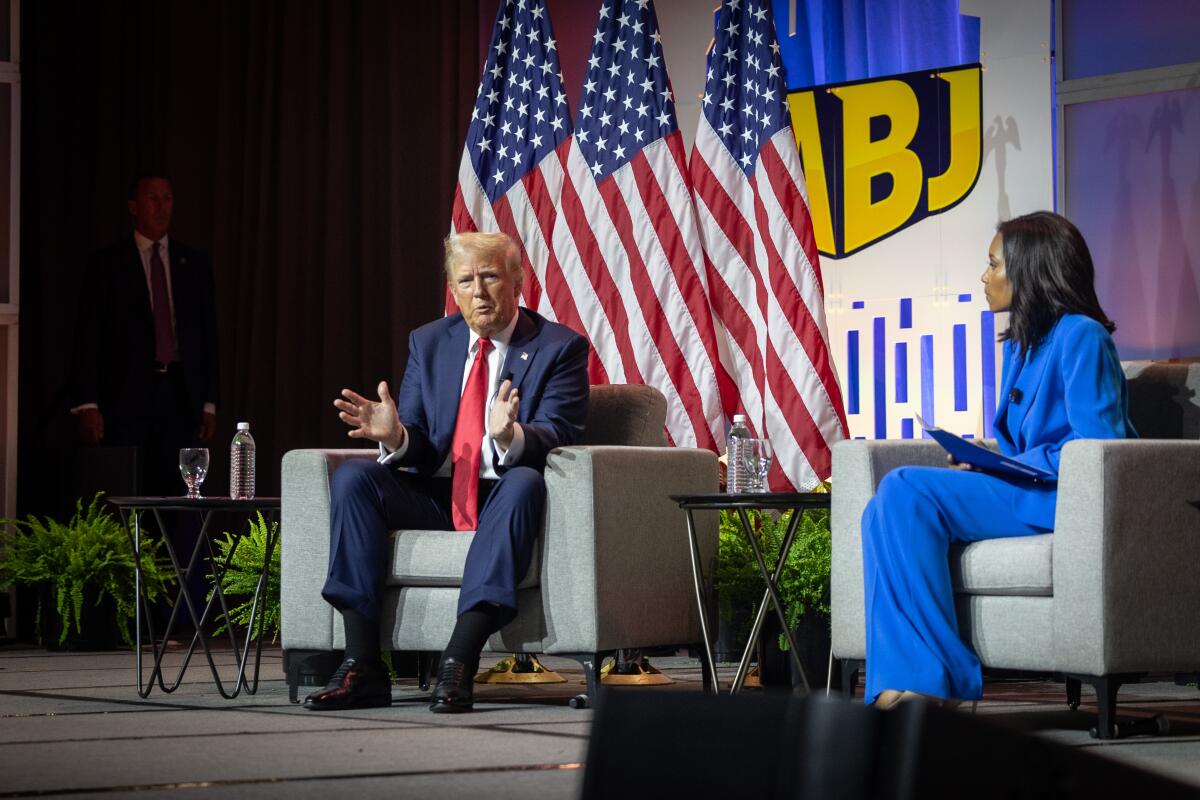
[
  {"x1": 1, "y1": 493, "x2": 175, "y2": 645},
  {"x1": 208, "y1": 512, "x2": 281, "y2": 643}
]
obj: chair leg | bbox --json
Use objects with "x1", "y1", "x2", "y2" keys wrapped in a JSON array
[
  {"x1": 1066, "y1": 673, "x2": 1143, "y2": 739},
  {"x1": 839, "y1": 658, "x2": 863, "y2": 702},
  {"x1": 418, "y1": 651, "x2": 440, "y2": 692},
  {"x1": 561, "y1": 652, "x2": 607, "y2": 710},
  {"x1": 1065, "y1": 676, "x2": 1082, "y2": 710},
  {"x1": 283, "y1": 649, "x2": 343, "y2": 704}
]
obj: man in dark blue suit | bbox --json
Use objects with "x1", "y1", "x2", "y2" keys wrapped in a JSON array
[{"x1": 305, "y1": 232, "x2": 589, "y2": 713}]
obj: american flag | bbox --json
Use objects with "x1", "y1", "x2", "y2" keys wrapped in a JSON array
[
  {"x1": 451, "y1": 0, "x2": 611, "y2": 383},
  {"x1": 689, "y1": 0, "x2": 847, "y2": 488},
  {"x1": 549, "y1": 0, "x2": 732, "y2": 449}
]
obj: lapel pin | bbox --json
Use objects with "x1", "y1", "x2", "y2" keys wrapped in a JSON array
[{"x1": 520, "y1": 352, "x2": 529, "y2": 360}]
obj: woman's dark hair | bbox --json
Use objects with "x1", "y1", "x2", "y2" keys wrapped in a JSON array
[{"x1": 997, "y1": 211, "x2": 1115, "y2": 354}]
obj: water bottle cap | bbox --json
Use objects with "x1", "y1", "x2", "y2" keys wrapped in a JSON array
[
  {"x1": 237, "y1": 422, "x2": 250, "y2": 431},
  {"x1": 733, "y1": 414, "x2": 748, "y2": 423}
]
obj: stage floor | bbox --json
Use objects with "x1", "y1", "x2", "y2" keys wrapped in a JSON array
[{"x1": 1, "y1": 644, "x2": 1198, "y2": 797}]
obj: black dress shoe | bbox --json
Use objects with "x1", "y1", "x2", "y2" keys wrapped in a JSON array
[
  {"x1": 430, "y1": 656, "x2": 475, "y2": 713},
  {"x1": 304, "y1": 658, "x2": 392, "y2": 710}
]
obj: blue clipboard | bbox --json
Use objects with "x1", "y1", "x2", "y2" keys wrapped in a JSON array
[{"x1": 914, "y1": 415, "x2": 1056, "y2": 484}]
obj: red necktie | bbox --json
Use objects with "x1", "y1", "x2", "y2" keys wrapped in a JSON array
[
  {"x1": 149, "y1": 242, "x2": 176, "y2": 364},
  {"x1": 451, "y1": 339, "x2": 493, "y2": 531}
]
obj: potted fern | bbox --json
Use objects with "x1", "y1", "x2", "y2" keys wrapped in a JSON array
[
  {"x1": 209, "y1": 512, "x2": 281, "y2": 642},
  {"x1": 716, "y1": 505, "x2": 833, "y2": 689},
  {"x1": 0, "y1": 494, "x2": 174, "y2": 650}
]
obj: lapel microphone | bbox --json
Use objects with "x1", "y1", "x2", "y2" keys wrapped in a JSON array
[{"x1": 1008, "y1": 388, "x2": 1023, "y2": 404}]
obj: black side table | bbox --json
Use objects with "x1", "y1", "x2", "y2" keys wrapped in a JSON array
[
  {"x1": 108, "y1": 496, "x2": 281, "y2": 699},
  {"x1": 671, "y1": 492, "x2": 832, "y2": 695}
]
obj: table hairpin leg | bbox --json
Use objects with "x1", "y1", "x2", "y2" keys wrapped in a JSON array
[
  {"x1": 683, "y1": 508, "x2": 719, "y2": 695},
  {"x1": 233, "y1": 510, "x2": 280, "y2": 695},
  {"x1": 731, "y1": 507, "x2": 810, "y2": 694}
]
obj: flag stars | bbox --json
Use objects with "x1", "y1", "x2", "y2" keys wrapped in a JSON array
[{"x1": 657, "y1": 109, "x2": 672, "y2": 127}]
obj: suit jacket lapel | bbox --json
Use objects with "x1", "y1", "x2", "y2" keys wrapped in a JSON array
[
  {"x1": 1007, "y1": 335, "x2": 1054, "y2": 449},
  {"x1": 436, "y1": 317, "x2": 470, "y2": 440},
  {"x1": 500, "y1": 310, "x2": 537, "y2": 402},
  {"x1": 125, "y1": 238, "x2": 153, "y2": 318}
]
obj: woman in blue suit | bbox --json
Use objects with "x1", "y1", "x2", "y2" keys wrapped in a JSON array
[{"x1": 862, "y1": 211, "x2": 1136, "y2": 708}]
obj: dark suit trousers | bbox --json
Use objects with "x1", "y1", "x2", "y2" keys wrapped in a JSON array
[{"x1": 320, "y1": 459, "x2": 546, "y2": 631}]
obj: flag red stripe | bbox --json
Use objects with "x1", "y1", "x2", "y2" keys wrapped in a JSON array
[
  {"x1": 749, "y1": 185, "x2": 841, "y2": 471},
  {"x1": 751, "y1": 163, "x2": 848, "y2": 436},
  {"x1": 629, "y1": 142, "x2": 737, "y2": 421},
  {"x1": 489, "y1": 194, "x2": 543, "y2": 311},
  {"x1": 690, "y1": 152, "x2": 760, "y2": 283},
  {"x1": 760, "y1": 139, "x2": 823, "y2": 294},
  {"x1": 557, "y1": 150, "x2": 646, "y2": 386},
  {"x1": 520, "y1": 167, "x2": 610, "y2": 384},
  {"x1": 764, "y1": 339, "x2": 830, "y2": 479},
  {"x1": 596, "y1": 167, "x2": 718, "y2": 450}
]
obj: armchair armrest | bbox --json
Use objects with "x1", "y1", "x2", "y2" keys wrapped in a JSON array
[
  {"x1": 831, "y1": 439, "x2": 951, "y2": 659},
  {"x1": 1052, "y1": 439, "x2": 1200, "y2": 675},
  {"x1": 536, "y1": 445, "x2": 718, "y2": 654},
  {"x1": 280, "y1": 449, "x2": 378, "y2": 650}
]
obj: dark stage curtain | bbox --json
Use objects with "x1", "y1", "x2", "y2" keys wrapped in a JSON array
[{"x1": 18, "y1": 0, "x2": 480, "y2": 512}]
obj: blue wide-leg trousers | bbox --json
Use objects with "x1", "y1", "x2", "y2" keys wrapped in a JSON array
[
  {"x1": 320, "y1": 459, "x2": 545, "y2": 628},
  {"x1": 861, "y1": 466, "x2": 1053, "y2": 704}
]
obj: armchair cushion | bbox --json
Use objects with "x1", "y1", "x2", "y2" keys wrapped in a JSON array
[
  {"x1": 388, "y1": 529, "x2": 540, "y2": 589},
  {"x1": 950, "y1": 534, "x2": 1053, "y2": 596}
]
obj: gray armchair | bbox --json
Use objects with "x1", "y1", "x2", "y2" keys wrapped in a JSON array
[
  {"x1": 280, "y1": 384, "x2": 718, "y2": 706},
  {"x1": 831, "y1": 361, "x2": 1200, "y2": 737}
]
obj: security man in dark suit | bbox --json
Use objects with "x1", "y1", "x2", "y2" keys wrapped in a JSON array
[{"x1": 71, "y1": 175, "x2": 219, "y2": 497}]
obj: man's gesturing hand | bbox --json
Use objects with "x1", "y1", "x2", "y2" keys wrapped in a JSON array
[
  {"x1": 488, "y1": 379, "x2": 520, "y2": 449},
  {"x1": 334, "y1": 381, "x2": 404, "y2": 451}
]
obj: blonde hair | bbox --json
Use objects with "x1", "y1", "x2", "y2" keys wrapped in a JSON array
[{"x1": 443, "y1": 232, "x2": 522, "y2": 286}]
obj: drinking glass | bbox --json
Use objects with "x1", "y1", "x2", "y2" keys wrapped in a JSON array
[
  {"x1": 741, "y1": 438, "x2": 774, "y2": 492},
  {"x1": 179, "y1": 448, "x2": 210, "y2": 499}
]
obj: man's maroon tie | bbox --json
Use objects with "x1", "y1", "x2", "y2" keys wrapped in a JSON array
[
  {"x1": 150, "y1": 242, "x2": 176, "y2": 364},
  {"x1": 451, "y1": 339, "x2": 493, "y2": 531}
]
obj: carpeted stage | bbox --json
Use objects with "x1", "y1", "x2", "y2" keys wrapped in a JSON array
[{"x1": 2, "y1": 645, "x2": 1199, "y2": 798}]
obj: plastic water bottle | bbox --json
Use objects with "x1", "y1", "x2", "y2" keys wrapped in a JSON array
[
  {"x1": 230, "y1": 422, "x2": 256, "y2": 500},
  {"x1": 726, "y1": 414, "x2": 751, "y2": 493}
]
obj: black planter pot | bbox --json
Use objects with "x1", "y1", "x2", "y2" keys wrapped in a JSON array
[
  {"x1": 757, "y1": 610, "x2": 840, "y2": 691},
  {"x1": 715, "y1": 604, "x2": 751, "y2": 663},
  {"x1": 39, "y1": 584, "x2": 124, "y2": 652}
]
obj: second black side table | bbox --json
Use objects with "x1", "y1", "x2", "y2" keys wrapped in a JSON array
[{"x1": 671, "y1": 492, "x2": 832, "y2": 695}]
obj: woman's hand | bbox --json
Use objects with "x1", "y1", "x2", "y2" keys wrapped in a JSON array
[{"x1": 947, "y1": 454, "x2": 975, "y2": 471}]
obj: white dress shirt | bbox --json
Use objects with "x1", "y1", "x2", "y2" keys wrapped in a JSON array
[{"x1": 379, "y1": 311, "x2": 525, "y2": 478}]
